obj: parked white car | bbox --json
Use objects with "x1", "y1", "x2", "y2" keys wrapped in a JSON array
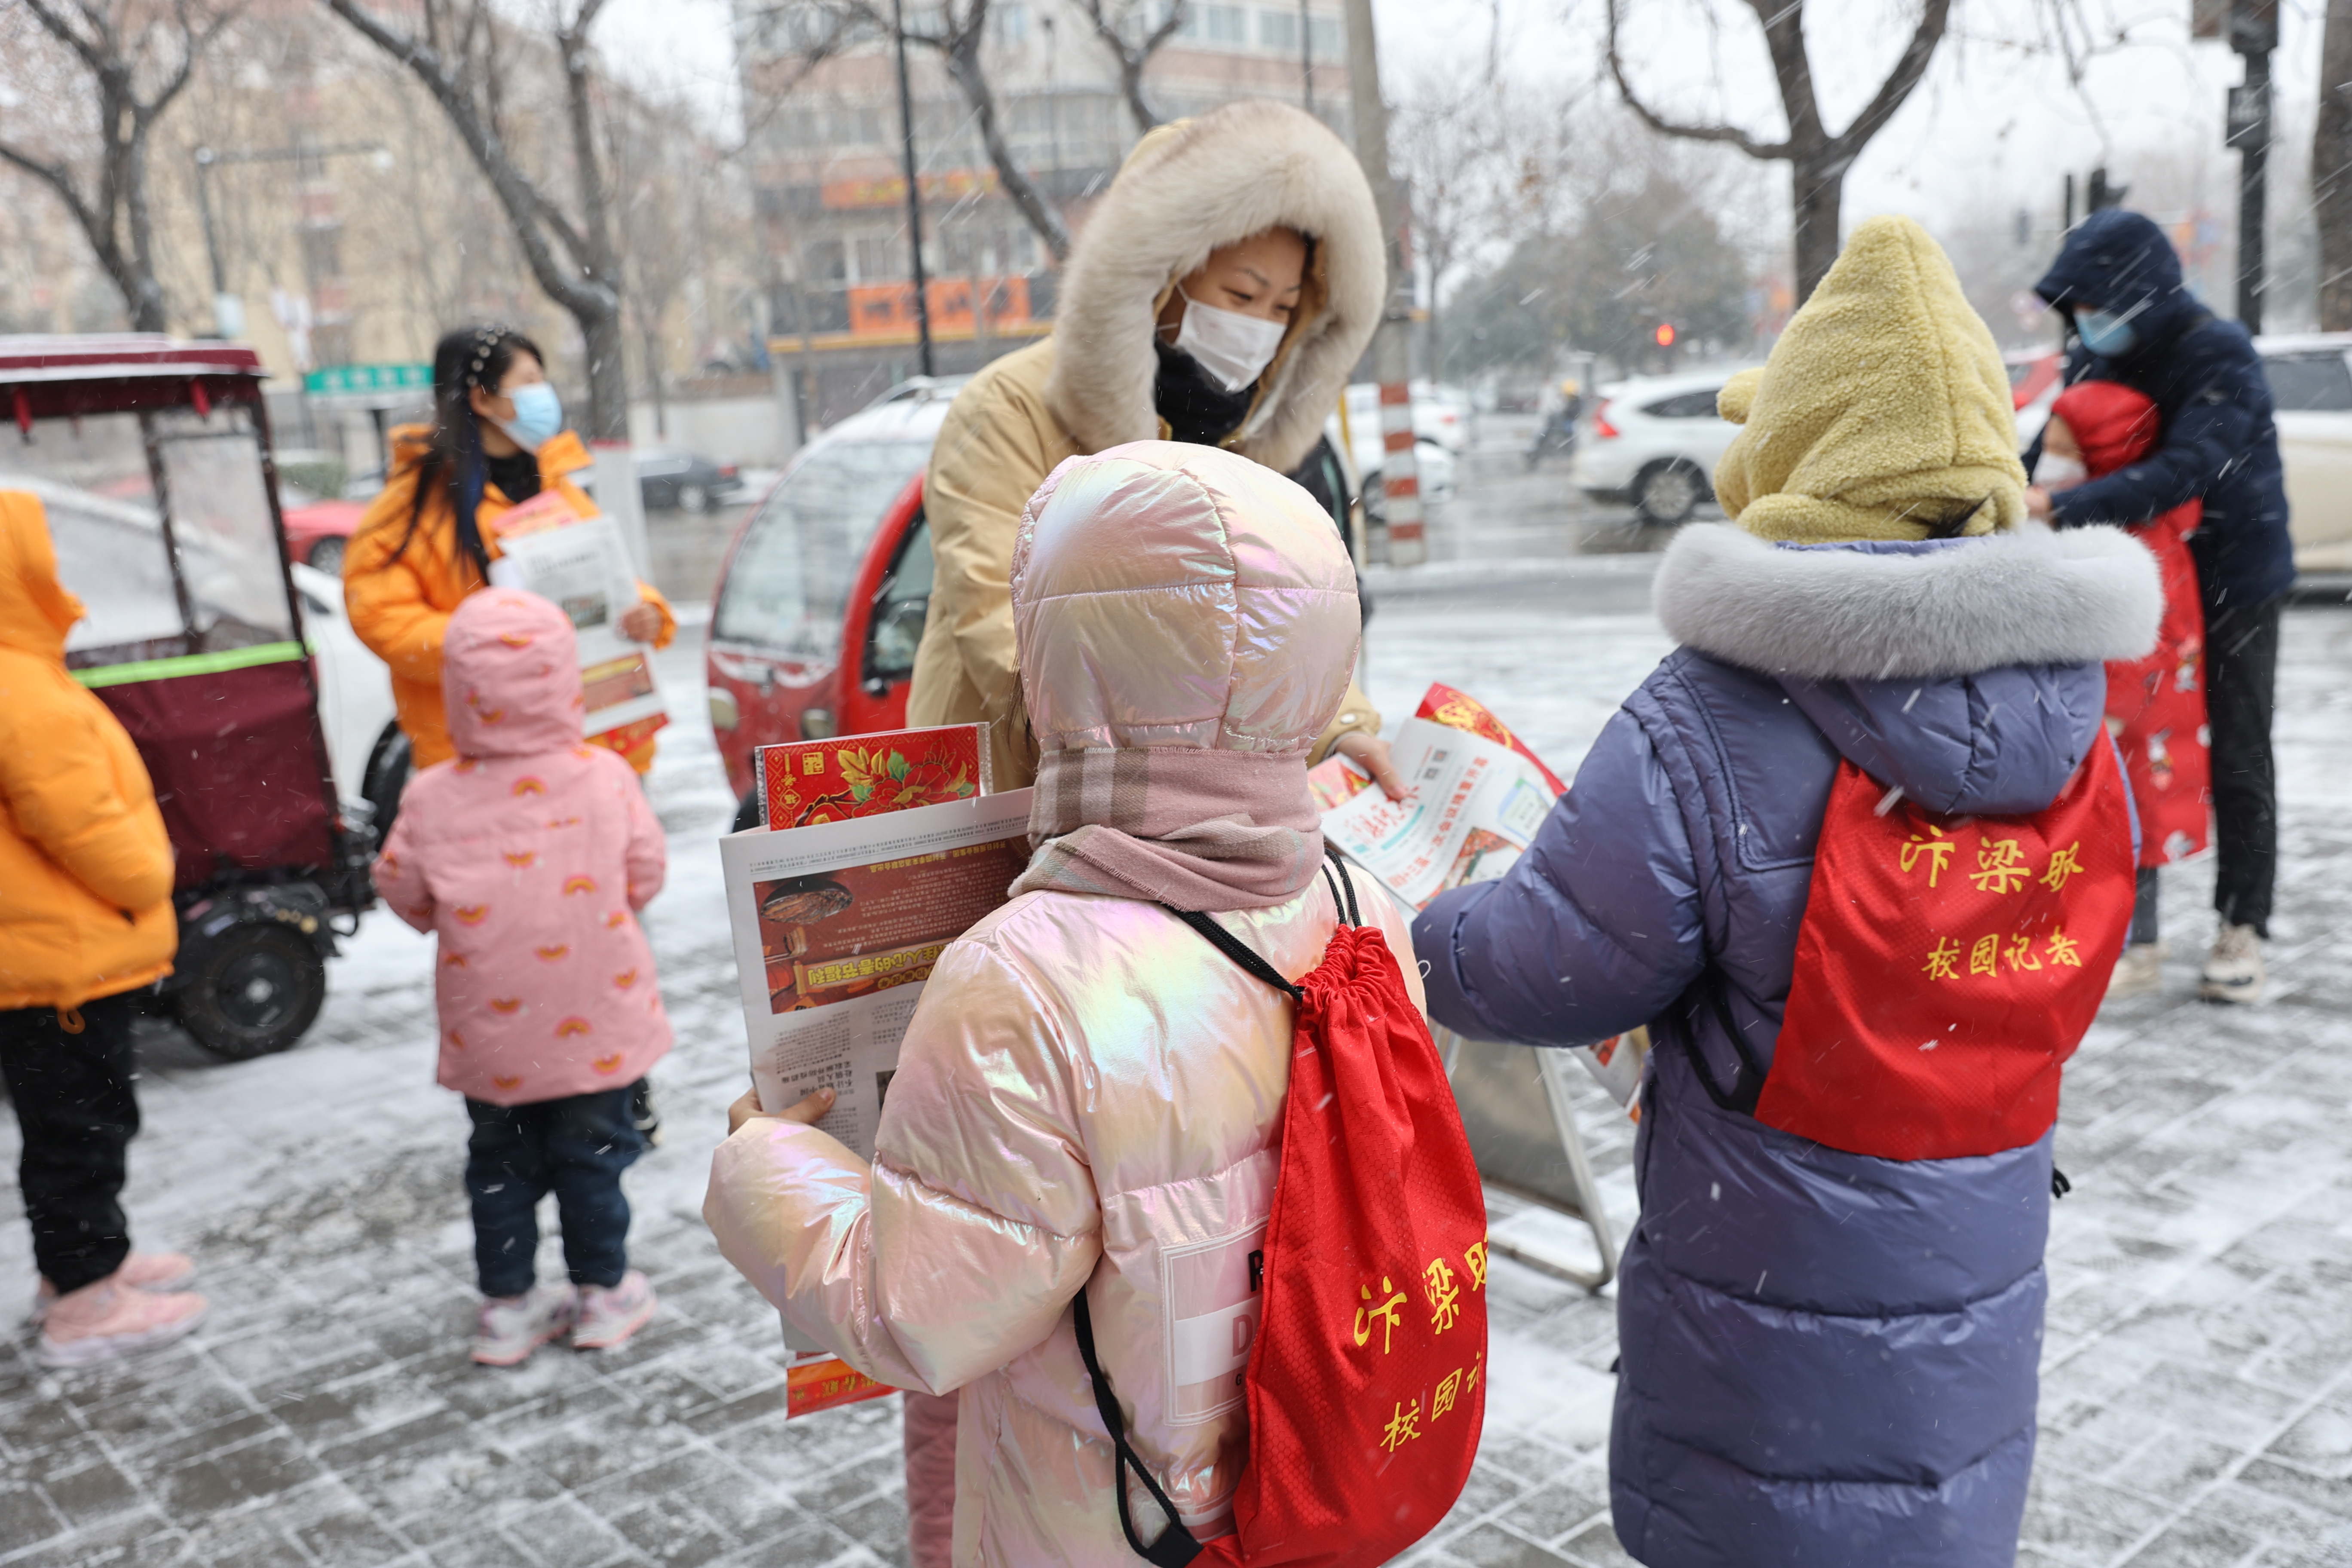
[
  {"x1": 2254, "y1": 333, "x2": 2352, "y2": 576},
  {"x1": 292, "y1": 561, "x2": 407, "y2": 834},
  {"x1": 1571, "y1": 369, "x2": 1752, "y2": 524},
  {"x1": 1340, "y1": 381, "x2": 1473, "y2": 456},
  {"x1": 1326, "y1": 407, "x2": 1459, "y2": 519}
]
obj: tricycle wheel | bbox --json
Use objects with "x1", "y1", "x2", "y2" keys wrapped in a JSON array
[{"x1": 174, "y1": 925, "x2": 327, "y2": 1060}]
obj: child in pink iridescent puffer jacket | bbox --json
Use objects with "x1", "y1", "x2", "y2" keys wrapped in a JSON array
[{"x1": 374, "y1": 588, "x2": 672, "y2": 1366}]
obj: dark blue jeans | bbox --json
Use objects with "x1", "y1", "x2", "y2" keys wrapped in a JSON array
[{"x1": 464, "y1": 1083, "x2": 646, "y2": 1298}]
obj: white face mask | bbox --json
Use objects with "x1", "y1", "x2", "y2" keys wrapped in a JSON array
[
  {"x1": 1172, "y1": 286, "x2": 1289, "y2": 393},
  {"x1": 2037, "y1": 453, "x2": 2088, "y2": 490}
]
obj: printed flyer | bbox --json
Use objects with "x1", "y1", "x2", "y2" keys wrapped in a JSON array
[
  {"x1": 487, "y1": 507, "x2": 667, "y2": 741},
  {"x1": 1315, "y1": 686, "x2": 1645, "y2": 1106},
  {"x1": 756, "y1": 723, "x2": 991, "y2": 828}
]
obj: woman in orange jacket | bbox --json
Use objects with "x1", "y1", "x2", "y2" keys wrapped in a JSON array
[
  {"x1": 0, "y1": 492, "x2": 210, "y2": 1366},
  {"x1": 343, "y1": 325, "x2": 677, "y2": 778}
]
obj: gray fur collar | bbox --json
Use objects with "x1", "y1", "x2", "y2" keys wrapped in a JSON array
[
  {"x1": 1653, "y1": 523, "x2": 2163, "y2": 680},
  {"x1": 1044, "y1": 100, "x2": 1383, "y2": 475}
]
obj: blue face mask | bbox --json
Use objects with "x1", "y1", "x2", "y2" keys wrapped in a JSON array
[
  {"x1": 495, "y1": 382, "x2": 564, "y2": 452},
  {"x1": 2073, "y1": 307, "x2": 2140, "y2": 358}
]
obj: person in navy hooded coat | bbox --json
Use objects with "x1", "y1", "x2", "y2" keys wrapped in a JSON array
[
  {"x1": 1412, "y1": 217, "x2": 2162, "y2": 1568},
  {"x1": 2025, "y1": 208, "x2": 2293, "y2": 1005}
]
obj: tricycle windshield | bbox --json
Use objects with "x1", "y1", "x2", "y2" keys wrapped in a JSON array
[
  {"x1": 2, "y1": 404, "x2": 294, "y2": 662},
  {"x1": 714, "y1": 438, "x2": 928, "y2": 659}
]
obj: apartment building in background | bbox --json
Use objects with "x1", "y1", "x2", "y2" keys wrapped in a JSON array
[{"x1": 735, "y1": 0, "x2": 1354, "y2": 424}]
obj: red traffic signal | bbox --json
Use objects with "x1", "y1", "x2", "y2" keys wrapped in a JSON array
[{"x1": 1654, "y1": 322, "x2": 1678, "y2": 348}]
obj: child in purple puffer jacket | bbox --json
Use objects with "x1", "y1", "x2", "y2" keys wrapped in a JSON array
[{"x1": 375, "y1": 588, "x2": 673, "y2": 1365}]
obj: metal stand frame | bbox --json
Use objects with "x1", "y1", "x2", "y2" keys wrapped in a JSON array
[{"x1": 1439, "y1": 1028, "x2": 1618, "y2": 1292}]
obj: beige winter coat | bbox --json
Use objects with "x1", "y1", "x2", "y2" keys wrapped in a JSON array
[{"x1": 908, "y1": 99, "x2": 1389, "y2": 788}]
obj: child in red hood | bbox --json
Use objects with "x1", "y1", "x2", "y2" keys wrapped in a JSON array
[
  {"x1": 2040, "y1": 380, "x2": 2211, "y2": 996},
  {"x1": 374, "y1": 588, "x2": 673, "y2": 1363}
]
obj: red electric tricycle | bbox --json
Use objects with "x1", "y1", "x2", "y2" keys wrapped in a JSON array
[{"x1": 0, "y1": 335, "x2": 374, "y2": 1058}]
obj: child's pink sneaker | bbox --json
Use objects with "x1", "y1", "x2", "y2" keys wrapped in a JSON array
[
  {"x1": 36, "y1": 1277, "x2": 208, "y2": 1368},
  {"x1": 31, "y1": 1251, "x2": 195, "y2": 1326},
  {"x1": 571, "y1": 1271, "x2": 655, "y2": 1351},
  {"x1": 472, "y1": 1283, "x2": 576, "y2": 1366}
]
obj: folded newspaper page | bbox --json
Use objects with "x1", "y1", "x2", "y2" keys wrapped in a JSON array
[
  {"x1": 720, "y1": 785, "x2": 1033, "y2": 1379},
  {"x1": 487, "y1": 510, "x2": 667, "y2": 741},
  {"x1": 1314, "y1": 689, "x2": 1645, "y2": 1106}
]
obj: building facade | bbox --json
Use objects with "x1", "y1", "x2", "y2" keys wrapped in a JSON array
[{"x1": 735, "y1": 0, "x2": 1353, "y2": 424}]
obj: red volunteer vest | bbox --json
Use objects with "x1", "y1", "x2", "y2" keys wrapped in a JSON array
[{"x1": 1752, "y1": 743, "x2": 2136, "y2": 1162}]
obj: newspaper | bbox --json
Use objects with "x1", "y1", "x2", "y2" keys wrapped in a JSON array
[
  {"x1": 720, "y1": 788, "x2": 1033, "y2": 1160},
  {"x1": 1317, "y1": 717, "x2": 1555, "y2": 912},
  {"x1": 487, "y1": 512, "x2": 667, "y2": 740},
  {"x1": 1315, "y1": 707, "x2": 1646, "y2": 1106},
  {"x1": 720, "y1": 787, "x2": 1032, "y2": 1364}
]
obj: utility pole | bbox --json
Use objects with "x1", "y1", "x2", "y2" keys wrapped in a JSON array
[
  {"x1": 2229, "y1": 0, "x2": 2278, "y2": 333},
  {"x1": 1299, "y1": 0, "x2": 1314, "y2": 116},
  {"x1": 891, "y1": 0, "x2": 935, "y2": 376},
  {"x1": 1342, "y1": 0, "x2": 1424, "y2": 567},
  {"x1": 191, "y1": 140, "x2": 390, "y2": 341}
]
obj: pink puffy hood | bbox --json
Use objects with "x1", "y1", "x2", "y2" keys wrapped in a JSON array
[
  {"x1": 441, "y1": 590, "x2": 583, "y2": 759},
  {"x1": 1011, "y1": 441, "x2": 1358, "y2": 756}
]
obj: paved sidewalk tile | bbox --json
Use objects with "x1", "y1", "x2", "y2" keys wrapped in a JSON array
[{"x1": 2, "y1": 606, "x2": 2345, "y2": 1568}]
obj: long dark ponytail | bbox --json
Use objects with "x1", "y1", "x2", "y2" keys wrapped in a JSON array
[{"x1": 388, "y1": 324, "x2": 544, "y2": 581}]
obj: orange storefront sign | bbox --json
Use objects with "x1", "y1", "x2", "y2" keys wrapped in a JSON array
[
  {"x1": 821, "y1": 168, "x2": 999, "y2": 208},
  {"x1": 846, "y1": 276, "x2": 1032, "y2": 338}
]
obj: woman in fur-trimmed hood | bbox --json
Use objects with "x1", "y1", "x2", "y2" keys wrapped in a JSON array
[
  {"x1": 907, "y1": 98, "x2": 1392, "y2": 794},
  {"x1": 1412, "y1": 217, "x2": 2163, "y2": 1567}
]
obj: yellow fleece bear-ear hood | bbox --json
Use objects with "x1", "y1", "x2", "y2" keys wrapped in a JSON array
[{"x1": 1712, "y1": 215, "x2": 2026, "y2": 543}]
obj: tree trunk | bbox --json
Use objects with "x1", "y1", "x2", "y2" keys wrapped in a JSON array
[
  {"x1": 578, "y1": 302, "x2": 631, "y2": 443},
  {"x1": 1791, "y1": 153, "x2": 1845, "y2": 304},
  {"x1": 2317, "y1": 0, "x2": 2352, "y2": 330},
  {"x1": 943, "y1": 40, "x2": 1072, "y2": 262},
  {"x1": 122, "y1": 131, "x2": 167, "y2": 332}
]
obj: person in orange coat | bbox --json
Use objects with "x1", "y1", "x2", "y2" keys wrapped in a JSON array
[
  {"x1": 0, "y1": 491, "x2": 209, "y2": 1367},
  {"x1": 343, "y1": 325, "x2": 677, "y2": 778}
]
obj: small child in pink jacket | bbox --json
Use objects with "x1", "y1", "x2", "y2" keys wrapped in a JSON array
[{"x1": 374, "y1": 588, "x2": 673, "y2": 1365}]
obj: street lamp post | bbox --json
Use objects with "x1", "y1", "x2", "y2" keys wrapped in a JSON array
[{"x1": 190, "y1": 141, "x2": 393, "y2": 341}]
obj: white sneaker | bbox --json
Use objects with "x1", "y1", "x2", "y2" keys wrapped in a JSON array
[
  {"x1": 2199, "y1": 924, "x2": 2266, "y2": 1005},
  {"x1": 472, "y1": 1283, "x2": 576, "y2": 1366},
  {"x1": 2105, "y1": 943, "x2": 2165, "y2": 999},
  {"x1": 571, "y1": 1271, "x2": 656, "y2": 1352}
]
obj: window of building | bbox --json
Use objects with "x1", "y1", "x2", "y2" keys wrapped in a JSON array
[
  {"x1": 1200, "y1": 5, "x2": 1246, "y2": 44},
  {"x1": 299, "y1": 224, "x2": 343, "y2": 282},
  {"x1": 1309, "y1": 14, "x2": 1342, "y2": 58},
  {"x1": 995, "y1": 2, "x2": 1026, "y2": 46},
  {"x1": 1258, "y1": 8, "x2": 1298, "y2": 52},
  {"x1": 854, "y1": 233, "x2": 905, "y2": 283}
]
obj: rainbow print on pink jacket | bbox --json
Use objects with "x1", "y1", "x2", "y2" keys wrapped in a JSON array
[{"x1": 373, "y1": 588, "x2": 672, "y2": 1106}]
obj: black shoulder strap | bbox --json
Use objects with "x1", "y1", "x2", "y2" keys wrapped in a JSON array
[
  {"x1": 1322, "y1": 846, "x2": 1361, "y2": 928},
  {"x1": 1072, "y1": 1288, "x2": 1203, "y2": 1566},
  {"x1": 1164, "y1": 908, "x2": 1304, "y2": 1000}
]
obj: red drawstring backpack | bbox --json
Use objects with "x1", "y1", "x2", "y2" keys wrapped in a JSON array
[
  {"x1": 1073, "y1": 855, "x2": 1488, "y2": 1567},
  {"x1": 1701, "y1": 741, "x2": 2136, "y2": 1160}
]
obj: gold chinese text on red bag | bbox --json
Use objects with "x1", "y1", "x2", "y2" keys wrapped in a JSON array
[{"x1": 1753, "y1": 741, "x2": 2136, "y2": 1161}]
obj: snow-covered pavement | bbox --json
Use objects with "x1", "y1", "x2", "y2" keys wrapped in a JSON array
[{"x1": 3, "y1": 573, "x2": 2348, "y2": 1568}]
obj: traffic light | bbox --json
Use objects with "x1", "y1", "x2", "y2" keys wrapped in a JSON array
[{"x1": 1654, "y1": 322, "x2": 1678, "y2": 348}]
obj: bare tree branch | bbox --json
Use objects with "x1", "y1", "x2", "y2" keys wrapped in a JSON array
[
  {"x1": 1077, "y1": 0, "x2": 1187, "y2": 134},
  {"x1": 1819, "y1": 0, "x2": 1952, "y2": 162},
  {"x1": 322, "y1": 0, "x2": 633, "y2": 434},
  {"x1": 4, "y1": 0, "x2": 234, "y2": 329},
  {"x1": 1604, "y1": 0, "x2": 1786, "y2": 159}
]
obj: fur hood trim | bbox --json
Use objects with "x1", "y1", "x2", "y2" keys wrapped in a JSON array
[
  {"x1": 1654, "y1": 523, "x2": 2163, "y2": 680},
  {"x1": 1044, "y1": 99, "x2": 1382, "y2": 474}
]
